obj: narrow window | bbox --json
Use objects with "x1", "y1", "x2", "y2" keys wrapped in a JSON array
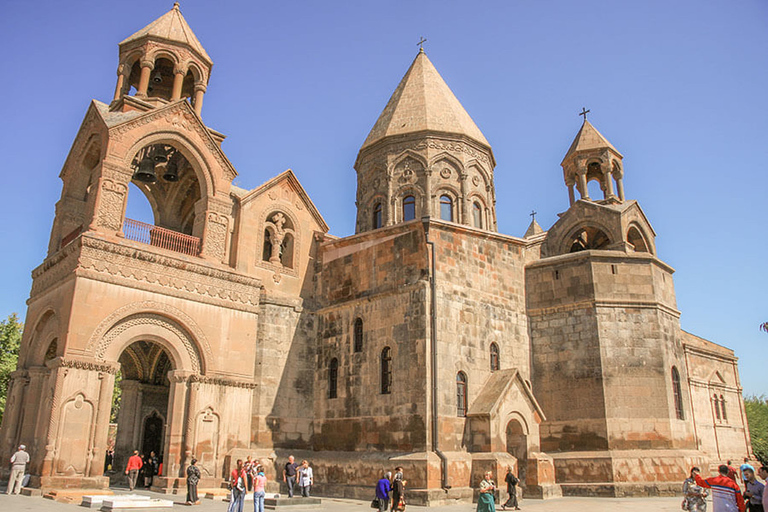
[
  {"x1": 353, "y1": 318, "x2": 363, "y2": 353},
  {"x1": 671, "y1": 366, "x2": 684, "y2": 420},
  {"x1": 402, "y1": 195, "x2": 416, "y2": 222},
  {"x1": 490, "y1": 343, "x2": 500, "y2": 372},
  {"x1": 329, "y1": 358, "x2": 338, "y2": 399},
  {"x1": 381, "y1": 347, "x2": 392, "y2": 394},
  {"x1": 611, "y1": 264, "x2": 617, "y2": 275},
  {"x1": 713, "y1": 394, "x2": 721, "y2": 421},
  {"x1": 440, "y1": 195, "x2": 453, "y2": 221},
  {"x1": 472, "y1": 202, "x2": 483, "y2": 228},
  {"x1": 372, "y1": 203, "x2": 383, "y2": 229},
  {"x1": 720, "y1": 395, "x2": 727, "y2": 422},
  {"x1": 456, "y1": 372, "x2": 468, "y2": 417},
  {"x1": 554, "y1": 270, "x2": 560, "y2": 280}
]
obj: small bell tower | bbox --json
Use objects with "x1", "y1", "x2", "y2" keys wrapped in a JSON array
[
  {"x1": 560, "y1": 118, "x2": 625, "y2": 205},
  {"x1": 112, "y1": 2, "x2": 213, "y2": 116}
]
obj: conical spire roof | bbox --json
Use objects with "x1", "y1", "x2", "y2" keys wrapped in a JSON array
[
  {"x1": 120, "y1": 2, "x2": 212, "y2": 64},
  {"x1": 524, "y1": 218, "x2": 544, "y2": 238},
  {"x1": 361, "y1": 50, "x2": 489, "y2": 149},
  {"x1": 562, "y1": 119, "x2": 622, "y2": 164}
]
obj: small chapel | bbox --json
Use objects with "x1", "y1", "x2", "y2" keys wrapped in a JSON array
[{"x1": 0, "y1": 4, "x2": 752, "y2": 504}]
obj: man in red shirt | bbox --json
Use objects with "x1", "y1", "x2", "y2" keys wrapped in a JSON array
[
  {"x1": 228, "y1": 459, "x2": 246, "y2": 512},
  {"x1": 125, "y1": 450, "x2": 143, "y2": 491},
  {"x1": 694, "y1": 466, "x2": 746, "y2": 512}
]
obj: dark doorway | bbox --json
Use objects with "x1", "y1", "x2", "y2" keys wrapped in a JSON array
[
  {"x1": 142, "y1": 412, "x2": 164, "y2": 458},
  {"x1": 506, "y1": 419, "x2": 528, "y2": 487}
]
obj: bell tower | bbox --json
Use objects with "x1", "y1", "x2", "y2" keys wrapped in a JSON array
[
  {"x1": 354, "y1": 49, "x2": 497, "y2": 233},
  {"x1": 112, "y1": 2, "x2": 213, "y2": 116},
  {"x1": 560, "y1": 119, "x2": 625, "y2": 205}
]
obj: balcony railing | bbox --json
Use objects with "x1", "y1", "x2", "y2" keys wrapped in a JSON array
[{"x1": 122, "y1": 218, "x2": 201, "y2": 257}]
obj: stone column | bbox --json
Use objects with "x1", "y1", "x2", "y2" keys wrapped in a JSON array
[
  {"x1": 89, "y1": 370, "x2": 117, "y2": 477},
  {"x1": 114, "y1": 379, "x2": 140, "y2": 472},
  {"x1": 184, "y1": 379, "x2": 200, "y2": 462},
  {"x1": 614, "y1": 171, "x2": 625, "y2": 201},
  {"x1": 171, "y1": 66, "x2": 185, "y2": 101},
  {"x1": 577, "y1": 168, "x2": 589, "y2": 200},
  {"x1": 136, "y1": 59, "x2": 154, "y2": 98},
  {"x1": 0, "y1": 371, "x2": 29, "y2": 456},
  {"x1": 192, "y1": 82, "x2": 206, "y2": 116},
  {"x1": 602, "y1": 168, "x2": 615, "y2": 198},
  {"x1": 113, "y1": 63, "x2": 129, "y2": 101},
  {"x1": 40, "y1": 364, "x2": 68, "y2": 476},
  {"x1": 163, "y1": 370, "x2": 192, "y2": 478},
  {"x1": 566, "y1": 178, "x2": 576, "y2": 206},
  {"x1": 424, "y1": 167, "x2": 433, "y2": 219},
  {"x1": 459, "y1": 172, "x2": 468, "y2": 225}
]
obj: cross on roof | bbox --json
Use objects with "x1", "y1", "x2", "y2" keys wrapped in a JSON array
[
  {"x1": 530, "y1": 210, "x2": 537, "y2": 221},
  {"x1": 579, "y1": 107, "x2": 590, "y2": 120},
  {"x1": 417, "y1": 37, "x2": 427, "y2": 51}
]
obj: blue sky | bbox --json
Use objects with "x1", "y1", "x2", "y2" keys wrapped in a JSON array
[{"x1": 0, "y1": 1, "x2": 766, "y2": 394}]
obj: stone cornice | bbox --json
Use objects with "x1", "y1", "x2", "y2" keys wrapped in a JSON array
[
  {"x1": 527, "y1": 298, "x2": 681, "y2": 319},
  {"x1": 356, "y1": 132, "x2": 496, "y2": 170},
  {"x1": 48, "y1": 356, "x2": 121, "y2": 375},
  {"x1": 30, "y1": 233, "x2": 262, "y2": 313}
]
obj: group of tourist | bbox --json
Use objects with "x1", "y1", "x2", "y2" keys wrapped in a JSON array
[
  {"x1": 374, "y1": 466, "x2": 407, "y2": 512},
  {"x1": 475, "y1": 467, "x2": 522, "y2": 512},
  {"x1": 224, "y1": 455, "x2": 314, "y2": 512},
  {"x1": 123, "y1": 450, "x2": 160, "y2": 491},
  {"x1": 682, "y1": 459, "x2": 768, "y2": 512}
]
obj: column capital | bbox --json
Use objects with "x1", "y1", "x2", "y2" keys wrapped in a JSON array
[
  {"x1": 173, "y1": 65, "x2": 187, "y2": 76},
  {"x1": 140, "y1": 59, "x2": 155, "y2": 70},
  {"x1": 193, "y1": 82, "x2": 207, "y2": 93}
]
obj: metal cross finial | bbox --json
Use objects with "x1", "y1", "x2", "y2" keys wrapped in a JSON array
[
  {"x1": 417, "y1": 37, "x2": 427, "y2": 51},
  {"x1": 530, "y1": 210, "x2": 537, "y2": 221},
  {"x1": 579, "y1": 107, "x2": 590, "y2": 120}
]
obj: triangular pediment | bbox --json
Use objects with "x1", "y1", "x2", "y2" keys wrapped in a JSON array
[
  {"x1": 102, "y1": 100, "x2": 237, "y2": 182},
  {"x1": 59, "y1": 101, "x2": 110, "y2": 179},
  {"x1": 467, "y1": 368, "x2": 545, "y2": 421},
  {"x1": 240, "y1": 170, "x2": 329, "y2": 233}
]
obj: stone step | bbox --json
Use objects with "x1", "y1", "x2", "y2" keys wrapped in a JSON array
[
  {"x1": 99, "y1": 497, "x2": 174, "y2": 511},
  {"x1": 81, "y1": 494, "x2": 150, "y2": 508},
  {"x1": 265, "y1": 497, "x2": 322, "y2": 510}
]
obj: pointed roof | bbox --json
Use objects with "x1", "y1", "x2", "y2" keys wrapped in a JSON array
[
  {"x1": 524, "y1": 218, "x2": 544, "y2": 238},
  {"x1": 562, "y1": 119, "x2": 622, "y2": 164},
  {"x1": 120, "y1": 2, "x2": 212, "y2": 64},
  {"x1": 361, "y1": 50, "x2": 489, "y2": 150}
]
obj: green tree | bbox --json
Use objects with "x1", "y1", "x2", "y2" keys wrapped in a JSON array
[
  {"x1": 745, "y1": 395, "x2": 768, "y2": 465},
  {"x1": 0, "y1": 313, "x2": 23, "y2": 424}
]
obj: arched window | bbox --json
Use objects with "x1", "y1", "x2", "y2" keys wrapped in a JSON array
[
  {"x1": 720, "y1": 395, "x2": 728, "y2": 422},
  {"x1": 381, "y1": 347, "x2": 392, "y2": 394},
  {"x1": 402, "y1": 195, "x2": 416, "y2": 222},
  {"x1": 329, "y1": 358, "x2": 338, "y2": 399},
  {"x1": 671, "y1": 366, "x2": 684, "y2": 420},
  {"x1": 456, "y1": 372, "x2": 467, "y2": 417},
  {"x1": 372, "y1": 203, "x2": 383, "y2": 229},
  {"x1": 472, "y1": 202, "x2": 483, "y2": 228},
  {"x1": 440, "y1": 195, "x2": 453, "y2": 222},
  {"x1": 713, "y1": 394, "x2": 721, "y2": 421},
  {"x1": 490, "y1": 343, "x2": 500, "y2": 372},
  {"x1": 353, "y1": 318, "x2": 363, "y2": 353}
]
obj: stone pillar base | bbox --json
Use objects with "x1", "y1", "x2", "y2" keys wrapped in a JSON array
[{"x1": 33, "y1": 475, "x2": 110, "y2": 492}]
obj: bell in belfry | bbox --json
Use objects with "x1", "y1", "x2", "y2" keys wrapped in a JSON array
[{"x1": 133, "y1": 156, "x2": 157, "y2": 183}]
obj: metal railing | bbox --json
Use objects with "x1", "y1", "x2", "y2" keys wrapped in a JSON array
[{"x1": 122, "y1": 218, "x2": 201, "y2": 256}]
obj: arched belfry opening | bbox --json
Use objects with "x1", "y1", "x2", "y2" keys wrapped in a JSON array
[
  {"x1": 112, "y1": 341, "x2": 174, "y2": 477},
  {"x1": 568, "y1": 226, "x2": 610, "y2": 253},
  {"x1": 262, "y1": 212, "x2": 296, "y2": 269},
  {"x1": 124, "y1": 143, "x2": 202, "y2": 255}
]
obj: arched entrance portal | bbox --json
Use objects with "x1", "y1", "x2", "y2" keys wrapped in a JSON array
[
  {"x1": 112, "y1": 341, "x2": 173, "y2": 481},
  {"x1": 506, "y1": 419, "x2": 528, "y2": 487}
]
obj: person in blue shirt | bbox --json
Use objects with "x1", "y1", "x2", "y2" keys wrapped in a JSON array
[{"x1": 376, "y1": 472, "x2": 392, "y2": 512}]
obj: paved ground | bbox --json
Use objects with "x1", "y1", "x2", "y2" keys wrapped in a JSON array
[{"x1": 0, "y1": 488, "x2": 696, "y2": 512}]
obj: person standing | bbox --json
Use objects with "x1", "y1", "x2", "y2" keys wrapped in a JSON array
[
  {"x1": 744, "y1": 467, "x2": 765, "y2": 512},
  {"x1": 125, "y1": 450, "x2": 143, "y2": 491},
  {"x1": 228, "y1": 459, "x2": 246, "y2": 512},
  {"x1": 742, "y1": 459, "x2": 756, "y2": 483},
  {"x1": 282, "y1": 455, "x2": 298, "y2": 498},
  {"x1": 477, "y1": 471, "x2": 497, "y2": 512},
  {"x1": 391, "y1": 467, "x2": 406, "y2": 512},
  {"x1": 6, "y1": 445, "x2": 29, "y2": 495},
  {"x1": 501, "y1": 466, "x2": 520, "y2": 511},
  {"x1": 253, "y1": 465, "x2": 267, "y2": 512},
  {"x1": 375, "y1": 471, "x2": 392, "y2": 512},
  {"x1": 693, "y1": 466, "x2": 746, "y2": 512},
  {"x1": 726, "y1": 461, "x2": 741, "y2": 486},
  {"x1": 758, "y1": 467, "x2": 768, "y2": 509},
  {"x1": 683, "y1": 467, "x2": 708, "y2": 512},
  {"x1": 145, "y1": 451, "x2": 159, "y2": 488},
  {"x1": 186, "y1": 458, "x2": 201, "y2": 506},
  {"x1": 298, "y1": 460, "x2": 313, "y2": 497}
]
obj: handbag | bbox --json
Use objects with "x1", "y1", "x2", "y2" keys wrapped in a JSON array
[
  {"x1": 371, "y1": 497, "x2": 380, "y2": 509},
  {"x1": 396, "y1": 496, "x2": 406, "y2": 511}
]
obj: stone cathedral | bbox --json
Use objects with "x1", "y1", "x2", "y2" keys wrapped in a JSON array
[{"x1": 0, "y1": 4, "x2": 753, "y2": 504}]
